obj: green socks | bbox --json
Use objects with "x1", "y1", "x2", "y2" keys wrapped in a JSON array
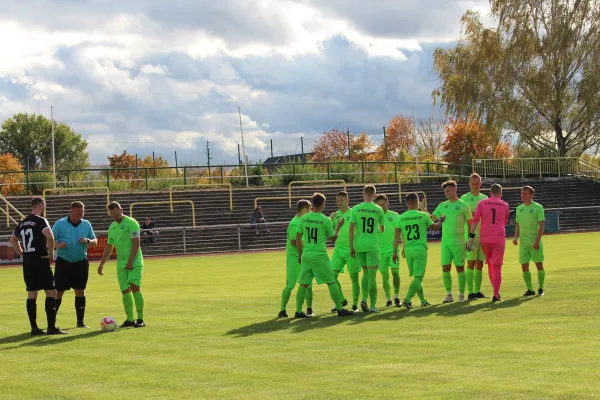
[
  {"x1": 368, "y1": 269, "x2": 378, "y2": 308},
  {"x1": 380, "y1": 270, "x2": 391, "y2": 300},
  {"x1": 404, "y1": 276, "x2": 423, "y2": 303},
  {"x1": 328, "y1": 283, "x2": 343, "y2": 310},
  {"x1": 280, "y1": 287, "x2": 293, "y2": 311},
  {"x1": 523, "y1": 271, "x2": 533, "y2": 291},
  {"x1": 392, "y1": 269, "x2": 400, "y2": 297},
  {"x1": 457, "y1": 271, "x2": 466, "y2": 295},
  {"x1": 333, "y1": 271, "x2": 345, "y2": 304},
  {"x1": 537, "y1": 270, "x2": 545, "y2": 289},
  {"x1": 296, "y1": 286, "x2": 307, "y2": 313},
  {"x1": 122, "y1": 292, "x2": 134, "y2": 322},
  {"x1": 306, "y1": 285, "x2": 313, "y2": 308},
  {"x1": 473, "y1": 269, "x2": 483, "y2": 293},
  {"x1": 417, "y1": 285, "x2": 426, "y2": 303},
  {"x1": 466, "y1": 268, "x2": 474, "y2": 294},
  {"x1": 349, "y1": 272, "x2": 360, "y2": 307},
  {"x1": 132, "y1": 291, "x2": 144, "y2": 320},
  {"x1": 442, "y1": 271, "x2": 452, "y2": 293},
  {"x1": 361, "y1": 270, "x2": 368, "y2": 302}
]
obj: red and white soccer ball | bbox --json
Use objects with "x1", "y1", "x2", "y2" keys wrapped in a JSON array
[{"x1": 100, "y1": 316, "x2": 117, "y2": 332}]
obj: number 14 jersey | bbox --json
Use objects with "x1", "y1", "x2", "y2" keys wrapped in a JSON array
[
  {"x1": 396, "y1": 210, "x2": 434, "y2": 249},
  {"x1": 349, "y1": 202, "x2": 385, "y2": 252},
  {"x1": 297, "y1": 211, "x2": 335, "y2": 255}
]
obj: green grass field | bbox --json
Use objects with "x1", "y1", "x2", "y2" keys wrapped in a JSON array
[{"x1": 1, "y1": 232, "x2": 599, "y2": 400}]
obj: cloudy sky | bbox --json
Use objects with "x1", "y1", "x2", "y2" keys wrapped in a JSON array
[{"x1": 0, "y1": 0, "x2": 490, "y2": 166}]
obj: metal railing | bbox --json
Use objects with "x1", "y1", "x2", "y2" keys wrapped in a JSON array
[
  {"x1": 130, "y1": 200, "x2": 197, "y2": 227},
  {"x1": 578, "y1": 160, "x2": 600, "y2": 184},
  {"x1": 254, "y1": 180, "x2": 348, "y2": 209},
  {"x1": 169, "y1": 183, "x2": 233, "y2": 212},
  {"x1": 43, "y1": 187, "x2": 110, "y2": 217},
  {"x1": 0, "y1": 194, "x2": 25, "y2": 227},
  {"x1": 472, "y1": 157, "x2": 580, "y2": 179}
]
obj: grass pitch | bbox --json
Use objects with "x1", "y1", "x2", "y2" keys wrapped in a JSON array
[{"x1": 0, "y1": 232, "x2": 599, "y2": 400}]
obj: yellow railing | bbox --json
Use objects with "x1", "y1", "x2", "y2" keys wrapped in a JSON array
[
  {"x1": 288, "y1": 180, "x2": 347, "y2": 208},
  {"x1": 130, "y1": 200, "x2": 196, "y2": 227},
  {"x1": 578, "y1": 160, "x2": 600, "y2": 183},
  {"x1": 42, "y1": 187, "x2": 110, "y2": 217},
  {"x1": 398, "y1": 175, "x2": 455, "y2": 210},
  {"x1": 169, "y1": 183, "x2": 233, "y2": 213},
  {"x1": 398, "y1": 190, "x2": 429, "y2": 211},
  {"x1": 0, "y1": 194, "x2": 25, "y2": 227},
  {"x1": 472, "y1": 157, "x2": 580, "y2": 179}
]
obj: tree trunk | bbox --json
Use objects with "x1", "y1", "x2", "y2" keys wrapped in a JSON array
[{"x1": 554, "y1": 119, "x2": 567, "y2": 157}]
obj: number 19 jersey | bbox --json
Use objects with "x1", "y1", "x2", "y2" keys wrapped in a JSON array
[
  {"x1": 349, "y1": 202, "x2": 385, "y2": 252},
  {"x1": 396, "y1": 210, "x2": 434, "y2": 249},
  {"x1": 297, "y1": 212, "x2": 335, "y2": 255}
]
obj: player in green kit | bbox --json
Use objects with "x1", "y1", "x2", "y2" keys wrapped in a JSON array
[
  {"x1": 428, "y1": 180, "x2": 473, "y2": 303},
  {"x1": 295, "y1": 193, "x2": 354, "y2": 318},
  {"x1": 349, "y1": 185, "x2": 385, "y2": 313},
  {"x1": 329, "y1": 191, "x2": 359, "y2": 312},
  {"x1": 512, "y1": 186, "x2": 546, "y2": 296},
  {"x1": 97, "y1": 202, "x2": 145, "y2": 328},
  {"x1": 460, "y1": 173, "x2": 489, "y2": 300},
  {"x1": 278, "y1": 199, "x2": 313, "y2": 318},
  {"x1": 374, "y1": 194, "x2": 401, "y2": 307},
  {"x1": 393, "y1": 193, "x2": 444, "y2": 308}
]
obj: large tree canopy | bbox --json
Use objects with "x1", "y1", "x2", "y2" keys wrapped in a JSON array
[
  {"x1": 433, "y1": 0, "x2": 600, "y2": 157},
  {"x1": 0, "y1": 113, "x2": 89, "y2": 170}
]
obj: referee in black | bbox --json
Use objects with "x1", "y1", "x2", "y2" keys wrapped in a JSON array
[
  {"x1": 52, "y1": 201, "x2": 97, "y2": 328},
  {"x1": 10, "y1": 197, "x2": 67, "y2": 335}
]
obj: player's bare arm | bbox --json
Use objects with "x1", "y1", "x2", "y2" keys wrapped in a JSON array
[
  {"x1": 348, "y1": 222, "x2": 356, "y2": 258},
  {"x1": 295, "y1": 232, "x2": 303, "y2": 263},
  {"x1": 513, "y1": 223, "x2": 520, "y2": 245},
  {"x1": 42, "y1": 227, "x2": 55, "y2": 262},
  {"x1": 79, "y1": 237, "x2": 98, "y2": 247},
  {"x1": 429, "y1": 215, "x2": 445, "y2": 231},
  {"x1": 533, "y1": 220, "x2": 545, "y2": 250},
  {"x1": 126, "y1": 236, "x2": 141, "y2": 270},
  {"x1": 9, "y1": 233, "x2": 23, "y2": 256},
  {"x1": 97, "y1": 244, "x2": 115, "y2": 275},
  {"x1": 392, "y1": 228, "x2": 401, "y2": 263}
]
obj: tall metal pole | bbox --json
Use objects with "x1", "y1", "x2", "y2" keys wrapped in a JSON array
[
  {"x1": 51, "y1": 106, "x2": 56, "y2": 189},
  {"x1": 270, "y1": 139, "x2": 273, "y2": 159},
  {"x1": 383, "y1": 126, "x2": 388, "y2": 161},
  {"x1": 237, "y1": 144, "x2": 242, "y2": 165},
  {"x1": 412, "y1": 106, "x2": 419, "y2": 183},
  {"x1": 238, "y1": 106, "x2": 249, "y2": 187},
  {"x1": 301, "y1": 137, "x2": 304, "y2": 161}
]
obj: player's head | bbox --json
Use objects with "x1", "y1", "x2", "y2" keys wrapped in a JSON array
[
  {"x1": 296, "y1": 199, "x2": 311, "y2": 217},
  {"x1": 469, "y1": 173, "x2": 482, "y2": 192},
  {"x1": 521, "y1": 186, "x2": 535, "y2": 203},
  {"x1": 70, "y1": 201, "x2": 85, "y2": 222},
  {"x1": 490, "y1": 183, "x2": 502, "y2": 198},
  {"x1": 106, "y1": 201, "x2": 123, "y2": 221},
  {"x1": 441, "y1": 180, "x2": 458, "y2": 200},
  {"x1": 374, "y1": 193, "x2": 388, "y2": 212},
  {"x1": 335, "y1": 191, "x2": 349, "y2": 210},
  {"x1": 363, "y1": 185, "x2": 376, "y2": 201},
  {"x1": 30, "y1": 197, "x2": 45, "y2": 214},
  {"x1": 405, "y1": 192, "x2": 419, "y2": 210},
  {"x1": 311, "y1": 192, "x2": 326, "y2": 212}
]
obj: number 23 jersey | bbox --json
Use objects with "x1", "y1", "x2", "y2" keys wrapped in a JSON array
[
  {"x1": 396, "y1": 210, "x2": 434, "y2": 249},
  {"x1": 349, "y1": 202, "x2": 385, "y2": 252},
  {"x1": 297, "y1": 212, "x2": 335, "y2": 255},
  {"x1": 13, "y1": 215, "x2": 51, "y2": 257}
]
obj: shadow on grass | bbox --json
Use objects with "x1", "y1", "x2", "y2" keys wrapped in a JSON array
[
  {"x1": 0, "y1": 328, "x2": 124, "y2": 351},
  {"x1": 225, "y1": 296, "x2": 538, "y2": 337}
]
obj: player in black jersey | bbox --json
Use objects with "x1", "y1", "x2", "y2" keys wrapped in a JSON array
[{"x1": 10, "y1": 197, "x2": 68, "y2": 335}]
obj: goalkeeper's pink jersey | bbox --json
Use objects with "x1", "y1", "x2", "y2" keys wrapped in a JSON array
[{"x1": 472, "y1": 197, "x2": 509, "y2": 244}]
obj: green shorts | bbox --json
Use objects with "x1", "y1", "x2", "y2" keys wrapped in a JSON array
[
  {"x1": 519, "y1": 241, "x2": 544, "y2": 264},
  {"x1": 379, "y1": 251, "x2": 399, "y2": 272},
  {"x1": 356, "y1": 251, "x2": 379, "y2": 268},
  {"x1": 331, "y1": 249, "x2": 361, "y2": 274},
  {"x1": 405, "y1": 247, "x2": 428, "y2": 277},
  {"x1": 117, "y1": 265, "x2": 143, "y2": 292},
  {"x1": 298, "y1": 252, "x2": 335, "y2": 285},
  {"x1": 441, "y1": 244, "x2": 465, "y2": 267},
  {"x1": 466, "y1": 238, "x2": 486, "y2": 262},
  {"x1": 285, "y1": 253, "x2": 301, "y2": 289}
]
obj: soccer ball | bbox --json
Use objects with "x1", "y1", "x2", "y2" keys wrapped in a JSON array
[{"x1": 100, "y1": 317, "x2": 117, "y2": 332}]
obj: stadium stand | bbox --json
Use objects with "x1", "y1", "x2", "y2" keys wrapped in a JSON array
[{"x1": 0, "y1": 177, "x2": 598, "y2": 256}]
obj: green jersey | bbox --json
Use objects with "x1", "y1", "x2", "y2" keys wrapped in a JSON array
[
  {"x1": 379, "y1": 210, "x2": 400, "y2": 254},
  {"x1": 349, "y1": 202, "x2": 385, "y2": 252},
  {"x1": 107, "y1": 215, "x2": 143, "y2": 268},
  {"x1": 516, "y1": 201, "x2": 545, "y2": 242},
  {"x1": 286, "y1": 215, "x2": 301, "y2": 257},
  {"x1": 460, "y1": 192, "x2": 487, "y2": 239},
  {"x1": 432, "y1": 199, "x2": 473, "y2": 246},
  {"x1": 296, "y1": 211, "x2": 335, "y2": 255},
  {"x1": 396, "y1": 210, "x2": 434, "y2": 249},
  {"x1": 332, "y1": 208, "x2": 352, "y2": 253}
]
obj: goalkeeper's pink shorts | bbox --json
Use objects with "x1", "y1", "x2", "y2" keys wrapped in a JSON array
[{"x1": 481, "y1": 241, "x2": 506, "y2": 266}]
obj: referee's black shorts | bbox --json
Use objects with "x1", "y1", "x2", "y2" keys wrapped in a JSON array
[
  {"x1": 23, "y1": 255, "x2": 55, "y2": 292},
  {"x1": 55, "y1": 257, "x2": 90, "y2": 292}
]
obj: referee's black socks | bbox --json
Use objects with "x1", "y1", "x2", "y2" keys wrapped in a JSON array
[
  {"x1": 26, "y1": 299, "x2": 38, "y2": 330},
  {"x1": 75, "y1": 296, "x2": 86, "y2": 324},
  {"x1": 45, "y1": 297, "x2": 57, "y2": 329},
  {"x1": 55, "y1": 298, "x2": 62, "y2": 313}
]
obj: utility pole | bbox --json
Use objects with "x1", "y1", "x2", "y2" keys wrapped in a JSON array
[{"x1": 206, "y1": 139, "x2": 212, "y2": 178}]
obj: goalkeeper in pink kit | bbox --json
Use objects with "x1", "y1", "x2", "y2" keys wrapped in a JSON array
[{"x1": 467, "y1": 184, "x2": 509, "y2": 303}]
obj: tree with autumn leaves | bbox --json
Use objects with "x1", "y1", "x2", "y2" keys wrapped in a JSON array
[
  {"x1": 442, "y1": 118, "x2": 512, "y2": 165},
  {"x1": 0, "y1": 153, "x2": 25, "y2": 195},
  {"x1": 311, "y1": 128, "x2": 374, "y2": 162},
  {"x1": 107, "y1": 151, "x2": 172, "y2": 188}
]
